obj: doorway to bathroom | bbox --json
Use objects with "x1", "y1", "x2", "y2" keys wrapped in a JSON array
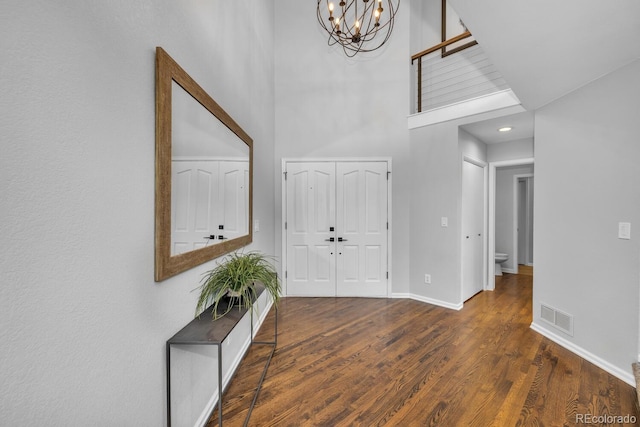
[{"x1": 488, "y1": 158, "x2": 534, "y2": 290}]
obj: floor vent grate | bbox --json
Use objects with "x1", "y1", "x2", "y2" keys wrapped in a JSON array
[{"x1": 540, "y1": 303, "x2": 573, "y2": 336}]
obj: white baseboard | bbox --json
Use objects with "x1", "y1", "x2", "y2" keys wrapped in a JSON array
[
  {"x1": 530, "y1": 321, "x2": 635, "y2": 387},
  {"x1": 194, "y1": 298, "x2": 274, "y2": 427},
  {"x1": 390, "y1": 292, "x2": 411, "y2": 299},
  {"x1": 391, "y1": 292, "x2": 463, "y2": 311}
]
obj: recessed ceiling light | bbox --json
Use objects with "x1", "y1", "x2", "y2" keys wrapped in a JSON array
[{"x1": 498, "y1": 126, "x2": 513, "y2": 132}]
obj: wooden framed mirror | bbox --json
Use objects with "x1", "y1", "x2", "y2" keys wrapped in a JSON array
[{"x1": 155, "y1": 47, "x2": 253, "y2": 281}]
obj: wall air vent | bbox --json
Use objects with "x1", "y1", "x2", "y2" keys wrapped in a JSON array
[
  {"x1": 540, "y1": 303, "x2": 574, "y2": 336},
  {"x1": 541, "y1": 305, "x2": 555, "y2": 323}
]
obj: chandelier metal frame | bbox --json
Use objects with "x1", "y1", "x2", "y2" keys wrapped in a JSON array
[{"x1": 317, "y1": 0, "x2": 400, "y2": 57}]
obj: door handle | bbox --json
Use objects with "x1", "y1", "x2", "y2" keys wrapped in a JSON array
[
  {"x1": 338, "y1": 237, "x2": 348, "y2": 242},
  {"x1": 325, "y1": 237, "x2": 335, "y2": 242}
]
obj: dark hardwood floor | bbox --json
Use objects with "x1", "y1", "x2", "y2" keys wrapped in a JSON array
[{"x1": 207, "y1": 273, "x2": 638, "y2": 426}]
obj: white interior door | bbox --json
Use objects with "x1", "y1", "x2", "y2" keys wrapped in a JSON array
[
  {"x1": 285, "y1": 161, "x2": 388, "y2": 297},
  {"x1": 285, "y1": 162, "x2": 336, "y2": 296},
  {"x1": 462, "y1": 159, "x2": 485, "y2": 301},
  {"x1": 336, "y1": 162, "x2": 388, "y2": 297}
]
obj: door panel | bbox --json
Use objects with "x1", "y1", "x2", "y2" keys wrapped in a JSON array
[
  {"x1": 342, "y1": 245, "x2": 359, "y2": 282},
  {"x1": 194, "y1": 169, "x2": 214, "y2": 232},
  {"x1": 219, "y1": 161, "x2": 249, "y2": 241},
  {"x1": 336, "y1": 162, "x2": 388, "y2": 297},
  {"x1": 286, "y1": 162, "x2": 336, "y2": 296},
  {"x1": 365, "y1": 246, "x2": 382, "y2": 280}
]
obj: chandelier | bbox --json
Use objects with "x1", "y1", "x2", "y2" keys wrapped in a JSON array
[{"x1": 317, "y1": 0, "x2": 400, "y2": 57}]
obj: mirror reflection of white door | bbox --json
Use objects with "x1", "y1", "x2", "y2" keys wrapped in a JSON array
[
  {"x1": 171, "y1": 159, "x2": 248, "y2": 255},
  {"x1": 219, "y1": 160, "x2": 249, "y2": 241},
  {"x1": 285, "y1": 161, "x2": 388, "y2": 297},
  {"x1": 172, "y1": 160, "x2": 218, "y2": 255}
]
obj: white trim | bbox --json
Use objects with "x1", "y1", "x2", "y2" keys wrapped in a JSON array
[
  {"x1": 488, "y1": 158, "x2": 534, "y2": 290},
  {"x1": 387, "y1": 161, "x2": 393, "y2": 297},
  {"x1": 390, "y1": 292, "x2": 411, "y2": 299},
  {"x1": 282, "y1": 157, "x2": 393, "y2": 163},
  {"x1": 513, "y1": 173, "x2": 534, "y2": 273},
  {"x1": 408, "y1": 89, "x2": 524, "y2": 129},
  {"x1": 172, "y1": 156, "x2": 248, "y2": 162},
  {"x1": 531, "y1": 321, "x2": 635, "y2": 387},
  {"x1": 406, "y1": 293, "x2": 464, "y2": 311},
  {"x1": 281, "y1": 158, "x2": 393, "y2": 298},
  {"x1": 463, "y1": 156, "x2": 487, "y2": 168},
  {"x1": 280, "y1": 158, "x2": 288, "y2": 296}
]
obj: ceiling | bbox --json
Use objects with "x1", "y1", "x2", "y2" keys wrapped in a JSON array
[
  {"x1": 460, "y1": 111, "x2": 534, "y2": 145},
  {"x1": 447, "y1": 0, "x2": 640, "y2": 144},
  {"x1": 448, "y1": 0, "x2": 640, "y2": 111}
]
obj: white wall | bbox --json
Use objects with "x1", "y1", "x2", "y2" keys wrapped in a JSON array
[
  {"x1": 533, "y1": 59, "x2": 640, "y2": 383},
  {"x1": 488, "y1": 137, "x2": 534, "y2": 162},
  {"x1": 409, "y1": 122, "x2": 461, "y2": 304},
  {"x1": 0, "y1": 1, "x2": 276, "y2": 425},
  {"x1": 409, "y1": 0, "x2": 442, "y2": 54},
  {"x1": 408, "y1": 123, "x2": 487, "y2": 308},
  {"x1": 273, "y1": 1, "x2": 412, "y2": 295},
  {"x1": 459, "y1": 128, "x2": 488, "y2": 162}
]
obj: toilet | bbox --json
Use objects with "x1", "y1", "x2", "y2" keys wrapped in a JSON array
[{"x1": 495, "y1": 253, "x2": 509, "y2": 276}]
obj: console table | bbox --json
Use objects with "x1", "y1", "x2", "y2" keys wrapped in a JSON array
[{"x1": 166, "y1": 284, "x2": 277, "y2": 427}]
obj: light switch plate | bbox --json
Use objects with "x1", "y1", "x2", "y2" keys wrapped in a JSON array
[
  {"x1": 441, "y1": 217, "x2": 448, "y2": 227},
  {"x1": 618, "y1": 222, "x2": 631, "y2": 240}
]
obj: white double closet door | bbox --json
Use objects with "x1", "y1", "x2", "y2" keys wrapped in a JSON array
[{"x1": 284, "y1": 161, "x2": 389, "y2": 297}]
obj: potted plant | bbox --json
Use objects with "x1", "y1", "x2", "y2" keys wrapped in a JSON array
[{"x1": 194, "y1": 251, "x2": 281, "y2": 319}]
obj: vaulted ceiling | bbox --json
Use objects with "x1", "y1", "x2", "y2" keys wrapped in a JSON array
[{"x1": 448, "y1": 0, "x2": 640, "y2": 110}]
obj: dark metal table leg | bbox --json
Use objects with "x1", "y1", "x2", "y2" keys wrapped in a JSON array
[
  {"x1": 218, "y1": 343, "x2": 223, "y2": 426},
  {"x1": 166, "y1": 343, "x2": 171, "y2": 427}
]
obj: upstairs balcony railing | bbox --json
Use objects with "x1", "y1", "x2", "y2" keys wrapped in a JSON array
[{"x1": 411, "y1": 32, "x2": 510, "y2": 114}]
